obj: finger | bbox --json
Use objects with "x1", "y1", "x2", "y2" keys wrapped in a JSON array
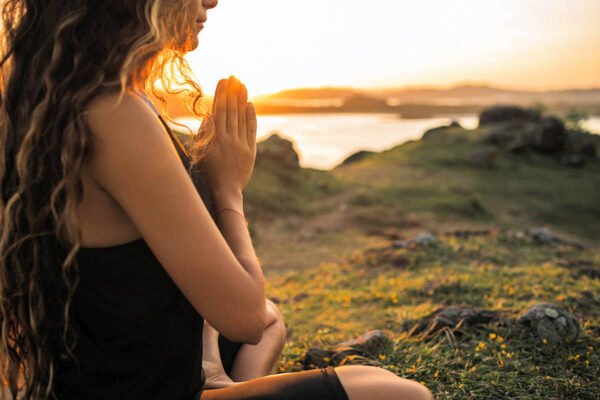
[
  {"x1": 226, "y1": 76, "x2": 239, "y2": 136},
  {"x1": 246, "y1": 102, "x2": 256, "y2": 147},
  {"x1": 212, "y1": 79, "x2": 225, "y2": 116},
  {"x1": 238, "y1": 84, "x2": 247, "y2": 142},
  {"x1": 215, "y1": 79, "x2": 228, "y2": 136}
]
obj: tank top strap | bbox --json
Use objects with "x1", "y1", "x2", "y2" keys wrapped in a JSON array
[
  {"x1": 131, "y1": 88, "x2": 218, "y2": 223},
  {"x1": 131, "y1": 89, "x2": 192, "y2": 168}
]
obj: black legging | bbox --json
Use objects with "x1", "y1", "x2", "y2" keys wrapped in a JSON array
[
  {"x1": 196, "y1": 367, "x2": 348, "y2": 400},
  {"x1": 191, "y1": 335, "x2": 349, "y2": 400}
]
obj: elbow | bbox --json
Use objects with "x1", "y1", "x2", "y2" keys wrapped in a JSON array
[
  {"x1": 246, "y1": 301, "x2": 268, "y2": 345},
  {"x1": 242, "y1": 325, "x2": 264, "y2": 345},
  {"x1": 237, "y1": 297, "x2": 268, "y2": 345}
]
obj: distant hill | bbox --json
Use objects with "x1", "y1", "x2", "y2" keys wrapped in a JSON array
[
  {"x1": 257, "y1": 84, "x2": 600, "y2": 106},
  {"x1": 149, "y1": 83, "x2": 600, "y2": 118}
]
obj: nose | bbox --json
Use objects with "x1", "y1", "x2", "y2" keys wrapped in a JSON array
[{"x1": 202, "y1": 0, "x2": 218, "y2": 9}]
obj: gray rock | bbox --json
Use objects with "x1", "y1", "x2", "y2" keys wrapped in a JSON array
[
  {"x1": 256, "y1": 133, "x2": 300, "y2": 168},
  {"x1": 413, "y1": 232, "x2": 438, "y2": 246},
  {"x1": 517, "y1": 303, "x2": 580, "y2": 343},
  {"x1": 482, "y1": 116, "x2": 567, "y2": 155},
  {"x1": 529, "y1": 227, "x2": 555, "y2": 244},
  {"x1": 528, "y1": 117, "x2": 567, "y2": 153},
  {"x1": 391, "y1": 232, "x2": 438, "y2": 249},
  {"x1": 484, "y1": 125, "x2": 517, "y2": 146}
]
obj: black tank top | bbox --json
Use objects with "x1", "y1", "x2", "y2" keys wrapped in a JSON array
[{"x1": 53, "y1": 92, "x2": 213, "y2": 399}]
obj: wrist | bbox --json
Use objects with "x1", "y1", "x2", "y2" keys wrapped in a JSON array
[{"x1": 212, "y1": 187, "x2": 244, "y2": 210}]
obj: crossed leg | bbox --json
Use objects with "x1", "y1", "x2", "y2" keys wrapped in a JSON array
[
  {"x1": 202, "y1": 300, "x2": 433, "y2": 399},
  {"x1": 202, "y1": 298, "x2": 287, "y2": 388},
  {"x1": 227, "y1": 298, "x2": 288, "y2": 381}
]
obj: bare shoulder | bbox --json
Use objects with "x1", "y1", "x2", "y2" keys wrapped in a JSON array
[
  {"x1": 82, "y1": 90, "x2": 179, "y2": 185},
  {"x1": 83, "y1": 89, "x2": 158, "y2": 142}
]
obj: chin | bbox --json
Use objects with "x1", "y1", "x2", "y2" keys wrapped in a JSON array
[{"x1": 168, "y1": 36, "x2": 199, "y2": 53}]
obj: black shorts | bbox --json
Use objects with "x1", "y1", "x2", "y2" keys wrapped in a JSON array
[
  {"x1": 218, "y1": 332, "x2": 245, "y2": 376},
  {"x1": 193, "y1": 334, "x2": 349, "y2": 400}
]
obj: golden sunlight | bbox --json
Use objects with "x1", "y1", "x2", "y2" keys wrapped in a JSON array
[{"x1": 184, "y1": 0, "x2": 600, "y2": 97}]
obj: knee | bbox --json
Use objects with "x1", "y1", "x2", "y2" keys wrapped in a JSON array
[
  {"x1": 265, "y1": 298, "x2": 287, "y2": 345},
  {"x1": 334, "y1": 365, "x2": 433, "y2": 400},
  {"x1": 397, "y1": 378, "x2": 433, "y2": 400}
]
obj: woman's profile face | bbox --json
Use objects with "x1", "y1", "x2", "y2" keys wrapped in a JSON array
[{"x1": 181, "y1": 0, "x2": 219, "y2": 51}]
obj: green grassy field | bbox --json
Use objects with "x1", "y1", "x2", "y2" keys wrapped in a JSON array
[
  {"x1": 266, "y1": 230, "x2": 599, "y2": 399},
  {"x1": 181, "y1": 119, "x2": 600, "y2": 398}
]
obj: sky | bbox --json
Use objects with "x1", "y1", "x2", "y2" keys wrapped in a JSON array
[{"x1": 185, "y1": 0, "x2": 600, "y2": 98}]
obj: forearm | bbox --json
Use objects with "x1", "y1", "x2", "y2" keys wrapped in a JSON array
[{"x1": 212, "y1": 188, "x2": 265, "y2": 288}]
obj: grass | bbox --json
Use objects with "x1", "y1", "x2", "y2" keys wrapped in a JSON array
[
  {"x1": 331, "y1": 125, "x2": 600, "y2": 241},
  {"x1": 266, "y1": 230, "x2": 600, "y2": 399}
]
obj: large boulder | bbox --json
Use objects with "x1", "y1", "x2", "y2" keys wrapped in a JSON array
[
  {"x1": 255, "y1": 133, "x2": 300, "y2": 169},
  {"x1": 517, "y1": 303, "x2": 580, "y2": 343},
  {"x1": 483, "y1": 117, "x2": 567, "y2": 154},
  {"x1": 528, "y1": 117, "x2": 567, "y2": 153},
  {"x1": 479, "y1": 106, "x2": 540, "y2": 126}
]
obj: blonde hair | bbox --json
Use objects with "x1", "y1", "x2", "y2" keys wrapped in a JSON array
[{"x1": 0, "y1": 0, "x2": 215, "y2": 398}]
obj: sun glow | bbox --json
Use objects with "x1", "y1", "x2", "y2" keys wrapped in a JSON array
[{"x1": 183, "y1": 0, "x2": 600, "y2": 98}]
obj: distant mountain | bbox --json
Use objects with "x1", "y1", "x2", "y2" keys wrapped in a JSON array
[
  {"x1": 256, "y1": 84, "x2": 600, "y2": 106},
  {"x1": 149, "y1": 83, "x2": 600, "y2": 118},
  {"x1": 253, "y1": 87, "x2": 363, "y2": 101}
]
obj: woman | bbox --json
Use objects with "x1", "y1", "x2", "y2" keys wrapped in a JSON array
[{"x1": 0, "y1": 0, "x2": 433, "y2": 399}]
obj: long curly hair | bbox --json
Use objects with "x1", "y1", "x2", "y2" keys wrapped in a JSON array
[{"x1": 0, "y1": 0, "x2": 216, "y2": 398}]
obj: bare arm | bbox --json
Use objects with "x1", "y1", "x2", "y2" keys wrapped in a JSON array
[
  {"x1": 211, "y1": 189, "x2": 263, "y2": 286},
  {"x1": 83, "y1": 90, "x2": 267, "y2": 344}
]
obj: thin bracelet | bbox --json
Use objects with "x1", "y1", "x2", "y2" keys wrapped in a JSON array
[{"x1": 217, "y1": 208, "x2": 249, "y2": 227}]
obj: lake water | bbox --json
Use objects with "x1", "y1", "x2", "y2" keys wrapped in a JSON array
[{"x1": 172, "y1": 115, "x2": 600, "y2": 171}]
